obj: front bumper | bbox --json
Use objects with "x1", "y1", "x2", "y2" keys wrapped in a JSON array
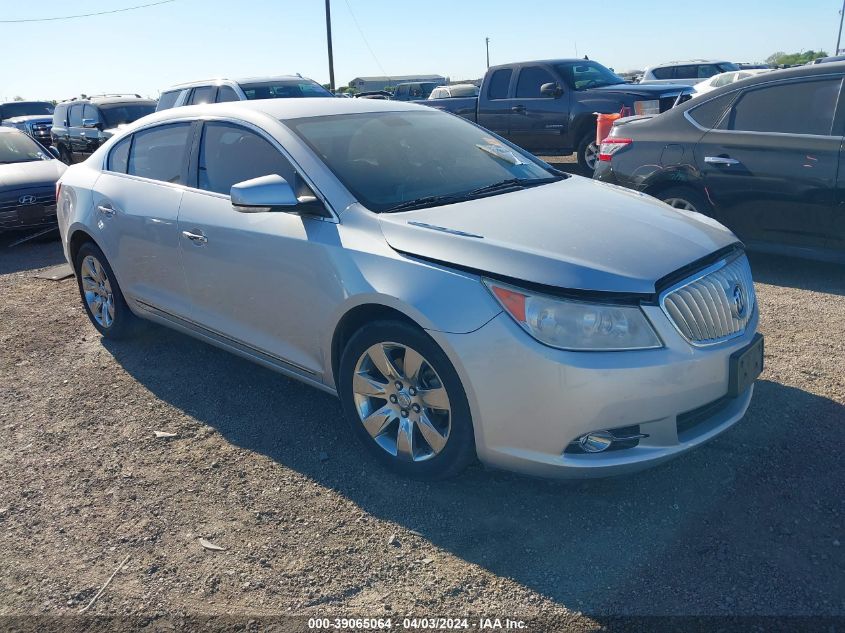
[
  {"x1": 429, "y1": 303, "x2": 759, "y2": 479},
  {"x1": 0, "y1": 203, "x2": 57, "y2": 231}
]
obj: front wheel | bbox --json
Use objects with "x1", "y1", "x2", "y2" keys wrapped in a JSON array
[
  {"x1": 338, "y1": 321, "x2": 475, "y2": 479},
  {"x1": 576, "y1": 131, "x2": 599, "y2": 173}
]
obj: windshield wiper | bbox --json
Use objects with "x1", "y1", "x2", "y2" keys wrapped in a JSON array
[
  {"x1": 467, "y1": 177, "x2": 558, "y2": 197},
  {"x1": 383, "y1": 194, "x2": 470, "y2": 213},
  {"x1": 382, "y1": 177, "x2": 561, "y2": 213}
]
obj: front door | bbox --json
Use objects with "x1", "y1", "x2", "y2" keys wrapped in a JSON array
[
  {"x1": 177, "y1": 121, "x2": 335, "y2": 375},
  {"x1": 506, "y1": 65, "x2": 569, "y2": 152},
  {"x1": 695, "y1": 76, "x2": 843, "y2": 253}
]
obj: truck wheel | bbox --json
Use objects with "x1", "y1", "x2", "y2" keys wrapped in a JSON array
[{"x1": 576, "y1": 132, "x2": 599, "y2": 173}]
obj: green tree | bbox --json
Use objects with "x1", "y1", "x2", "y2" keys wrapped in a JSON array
[{"x1": 766, "y1": 50, "x2": 829, "y2": 66}]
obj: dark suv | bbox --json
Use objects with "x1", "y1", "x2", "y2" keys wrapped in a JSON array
[{"x1": 51, "y1": 95, "x2": 156, "y2": 164}]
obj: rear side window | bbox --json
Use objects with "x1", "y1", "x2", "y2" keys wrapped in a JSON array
[
  {"x1": 190, "y1": 86, "x2": 217, "y2": 105},
  {"x1": 83, "y1": 104, "x2": 99, "y2": 124},
  {"x1": 487, "y1": 69, "x2": 512, "y2": 99},
  {"x1": 723, "y1": 78, "x2": 841, "y2": 136},
  {"x1": 157, "y1": 90, "x2": 180, "y2": 111},
  {"x1": 108, "y1": 136, "x2": 131, "y2": 173},
  {"x1": 127, "y1": 123, "x2": 191, "y2": 183},
  {"x1": 688, "y1": 92, "x2": 737, "y2": 128},
  {"x1": 198, "y1": 122, "x2": 295, "y2": 195},
  {"x1": 216, "y1": 85, "x2": 239, "y2": 103},
  {"x1": 515, "y1": 66, "x2": 555, "y2": 98},
  {"x1": 673, "y1": 65, "x2": 698, "y2": 79},
  {"x1": 651, "y1": 67, "x2": 673, "y2": 80},
  {"x1": 53, "y1": 104, "x2": 69, "y2": 126},
  {"x1": 68, "y1": 105, "x2": 84, "y2": 127}
]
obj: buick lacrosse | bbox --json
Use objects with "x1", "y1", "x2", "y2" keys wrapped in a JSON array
[{"x1": 57, "y1": 99, "x2": 762, "y2": 479}]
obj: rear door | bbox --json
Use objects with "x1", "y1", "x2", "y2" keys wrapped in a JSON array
[
  {"x1": 695, "y1": 75, "x2": 843, "y2": 254},
  {"x1": 92, "y1": 123, "x2": 193, "y2": 317},
  {"x1": 506, "y1": 65, "x2": 569, "y2": 152},
  {"x1": 477, "y1": 67, "x2": 514, "y2": 136},
  {"x1": 177, "y1": 120, "x2": 335, "y2": 375}
]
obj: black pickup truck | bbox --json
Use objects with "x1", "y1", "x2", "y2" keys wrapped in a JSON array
[{"x1": 426, "y1": 59, "x2": 691, "y2": 171}]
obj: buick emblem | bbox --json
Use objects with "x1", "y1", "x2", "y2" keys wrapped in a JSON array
[
  {"x1": 731, "y1": 282, "x2": 746, "y2": 319},
  {"x1": 18, "y1": 194, "x2": 37, "y2": 205}
]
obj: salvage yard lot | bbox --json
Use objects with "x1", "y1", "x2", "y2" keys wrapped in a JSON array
[{"x1": 0, "y1": 221, "x2": 843, "y2": 624}]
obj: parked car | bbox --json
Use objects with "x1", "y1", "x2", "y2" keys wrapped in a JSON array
[
  {"x1": 691, "y1": 68, "x2": 772, "y2": 96},
  {"x1": 594, "y1": 63, "x2": 845, "y2": 264},
  {"x1": 56, "y1": 98, "x2": 762, "y2": 480},
  {"x1": 391, "y1": 82, "x2": 440, "y2": 101},
  {"x1": 641, "y1": 60, "x2": 740, "y2": 86},
  {"x1": 427, "y1": 58, "x2": 692, "y2": 171},
  {"x1": 814, "y1": 54, "x2": 845, "y2": 64},
  {"x1": 51, "y1": 95, "x2": 156, "y2": 164},
  {"x1": 735, "y1": 63, "x2": 771, "y2": 70},
  {"x1": 428, "y1": 84, "x2": 479, "y2": 99},
  {"x1": 0, "y1": 127, "x2": 66, "y2": 231},
  {"x1": 156, "y1": 76, "x2": 333, "y2": 111},
  {"x1": 0, "y1": 101, "x2": 55, "y2": 148}
]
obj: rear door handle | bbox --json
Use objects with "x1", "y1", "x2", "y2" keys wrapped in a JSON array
[
  {"x1": 511, "y1": 105, "x2": 526, "y2": 113},
  {"x1": 96, "y1": 203, "x2": 116, "y2": 217},
  {"x1": 704, "y1": 156, "x2": 741, "y2": 166},
  {"x1": 182, "y1": 230, "x2": 208, "y2": 245}
]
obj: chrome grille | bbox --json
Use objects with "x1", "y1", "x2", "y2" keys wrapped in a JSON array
[{"x1": 661, "y1": 254, "x2": 756, "y2": 346}]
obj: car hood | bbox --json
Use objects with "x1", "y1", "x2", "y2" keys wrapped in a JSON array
[
  {"x1": 378, "y1": 177, "x2": 738, "y2": 295},
  {"x1": 3, "y1": 115, "x2": 53, "y2": 125},
  {"x1": 0, "y1": 160, "x2": 66, "y2": 189},
  {"x1": 591, "y1": 82, "x2": 692, "y2": 96}
]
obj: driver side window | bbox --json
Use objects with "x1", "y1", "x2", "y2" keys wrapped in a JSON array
[{"x1": 198, "y1": 122, "x2": 296, "y2": 195}]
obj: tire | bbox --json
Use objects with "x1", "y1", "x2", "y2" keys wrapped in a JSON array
[
  {"x1": 658, "y1": 186, "x2": 713, "y2": 215},
  {"x1": 338, "y1": 320, "x2": 476, "y2": 480},
  {"x1": 576, "y1": 131, "x2": 599, "y2": 173},
  {"x1": 73, "y1": 242, "x2": 140, "y2": 339}
]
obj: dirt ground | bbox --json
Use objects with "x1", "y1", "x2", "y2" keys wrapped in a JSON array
[{"x1": 0, "y1": 206, "x2": 843, "y2": 629}]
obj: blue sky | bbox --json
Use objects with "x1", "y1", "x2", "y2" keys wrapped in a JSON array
[{"x1": 1, "y1": 0, "x2": 839, "y2": 100}]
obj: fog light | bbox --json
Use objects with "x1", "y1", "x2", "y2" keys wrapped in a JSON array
[{"x1": 578, "y1": 431, "x2": 614, "y2": 453}]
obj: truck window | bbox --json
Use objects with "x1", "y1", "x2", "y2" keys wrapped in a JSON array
[
  {"x1": 515, "y1": 67, "x2": 555, "y2": 98},
  {"x1": 487, "y1": 69, "x2": 512, "y2": 100}
]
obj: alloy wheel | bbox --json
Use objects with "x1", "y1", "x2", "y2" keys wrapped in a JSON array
[
  {"x1": 352, "y1": 342, "x2": 451, "y2": 462},
  {"x1": 80, "y1": 255, "x2": 115, "y2": 328},
  {"x1": 663, "y1": 197, "x2": 699, "y2": 212},
  {"x1": 583, "y1": 142, "x2": 599, "y2": 171}
]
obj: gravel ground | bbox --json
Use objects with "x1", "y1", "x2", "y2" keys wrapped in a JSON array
[{"x1": 0, "y1": 209, "x2": 843, "y2": 629}]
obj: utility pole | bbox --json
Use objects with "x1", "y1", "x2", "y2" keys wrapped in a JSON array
[
  {"x1": 837, "y1": 0, "x2": 845, "y2": 55},
  {"x1": 485, "y1": 37, "x2": 490, "y2": 68},
  {"x1": 325, "y1": 0, "x2": 336, "y2": 91}
]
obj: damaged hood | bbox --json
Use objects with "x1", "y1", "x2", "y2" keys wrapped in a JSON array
[{"x1": 378, "y1": 176, "x2": 738, "y2": 295}]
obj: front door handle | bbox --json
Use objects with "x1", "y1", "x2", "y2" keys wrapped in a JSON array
[
  {"x1": 704, "y1": 156, "x2": 741, "y2": 166},
  {"x1": 511, "y1": 105, "x2": 526, "y2": 113},
  {"x1": 96, "y1": 203, "x2": 116, "y2": 216},
  {"x1": 182, "y1": 230, "x2": 208, "y2": 245}
]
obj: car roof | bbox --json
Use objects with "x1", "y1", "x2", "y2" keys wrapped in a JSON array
[
  {"x1": 651, "y1": 59, "x2": 733, "y2": 68},
  {"x1": 163, "y1": 75, "x2": 311, "y2": 90},
  {"x1": 58, "y1": 96, "x2": 155, "y2": 106},
  {"x1": 1, "y1": 100, "x2": 53, "y2": 106}
]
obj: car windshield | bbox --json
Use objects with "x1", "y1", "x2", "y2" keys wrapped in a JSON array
[
  {"x1": 239, "y1": 80, "x2": 333, "y2": 99},
  {"x1": 285, "y1": 110, "x2": 561, "y2": 212},
  {"x1": 0, "y1": 131, "x2": 48, "y2": 163},
  {"x1": 1, "y1": 102, "x2": 54, "y2": 119},
  {"x1": 100, "y1": 103, "x2": 155, "y2": 128},
  {"x1": 555, "y1": 61, "x2": 626, "y2": 90}
]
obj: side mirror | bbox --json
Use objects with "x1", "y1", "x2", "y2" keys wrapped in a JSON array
[
  {"x1": 231, "y1": 174, "x2": 330, "y2": 217},
  {"x1": 540, "y1": 82, "x2": 563, "y2": 97},
  {"x1": 81, "y1": 118, "x2": 100, "y2": 129},
  {"x1": 48, "y1": 146, "x2": 61, "y2": 159}
]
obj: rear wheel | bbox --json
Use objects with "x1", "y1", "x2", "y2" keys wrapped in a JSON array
[
  {"x1": 338, "y1": 320, "x2": 475, "y2": 479},
  {"x1": 659, "y1": 186, "x2": 713, "y2": 215},
  {"x1": 73, "y1": 242, "x2": 140, "y2": 339},
  {"x1": 576, "y1": 131, "x2": 599, "y2": 173}
]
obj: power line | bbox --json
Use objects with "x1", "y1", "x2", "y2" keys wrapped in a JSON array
[
  {"x1": 342, "y1": 0, "x2": 388, "y2": 78},
  {"x1": 0, "y1": 0, "x2": 175, "y2": 24}
]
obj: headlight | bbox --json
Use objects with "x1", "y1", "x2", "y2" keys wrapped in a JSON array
[
  {"x1": 633, "y1": 99, "x2": 660, "y2": 115},
  {"x1": 484, "y1": 280, "x2": 662, "y2": 351}
]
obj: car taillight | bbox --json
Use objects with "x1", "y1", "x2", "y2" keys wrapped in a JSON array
[{"x1": 598, "y1": 137, "x2": 632, "y2": 162}]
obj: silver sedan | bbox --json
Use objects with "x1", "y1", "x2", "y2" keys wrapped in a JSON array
[{"x1": 56, "y1": 98, "x2": 762, "y2": 479}]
